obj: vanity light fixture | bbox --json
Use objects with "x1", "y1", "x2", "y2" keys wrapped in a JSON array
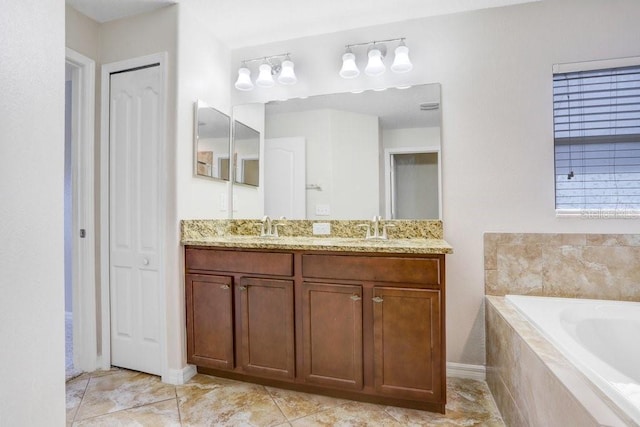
[
  {"x1": 339, "y1": 38, "x2": 413, "y2": 79},
  {"x1": 234, "y1": 53, "x2": 297, "y2": 91}
]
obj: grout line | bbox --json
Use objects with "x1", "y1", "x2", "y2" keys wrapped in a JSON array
[{"x1": 175, "y1": 386, "x2": 183, "y2": 426}]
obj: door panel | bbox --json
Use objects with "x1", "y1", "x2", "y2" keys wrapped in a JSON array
[
  {"x1": 302, "y1": 282, "x2": 363, "y2": 389},
  {"x1": 264, "y1": 137, "x2": 306, "y2": 219},
  {"x1": 239, "y1": 277, "x2": 295, "y2": 379},
  {"x1": 186, "y1": 274, "x2": 234, "y2": 369},
  {"x1": 109, "y1": 65, "x2": 162, "y2": 375},
  {"x1": 373, "y1": 287, "x2": 442, "y2": 401}
]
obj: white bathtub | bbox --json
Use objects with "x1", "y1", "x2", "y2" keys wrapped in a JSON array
[{"x1": 506, "y1": 295, "x2": 640, "y2": 426}]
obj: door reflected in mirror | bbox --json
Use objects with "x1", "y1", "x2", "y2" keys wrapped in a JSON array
[
  {"x1": 258, "y1": 83, "x2": 441, "y2": 220},
  {"x1": 194, "y1": 100, "x2": 231, "y2": 181},
  {"x1": 233, "y1": 120, "x2": 260, "y2": 187}
]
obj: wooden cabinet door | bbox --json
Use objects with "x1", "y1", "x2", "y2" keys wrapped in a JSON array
[
  {"x1": 185, "y1": 274, "x2": 234, "y2": 369},
  {"x1": 372, "y1": 287, "x2": 442, "y2": 401},
  {"x1": 238, "y1": 277, "x2": 295, "y2": 380},
  {"x1": 302, "y1": 282, "x2": 363, "y2": 389}
]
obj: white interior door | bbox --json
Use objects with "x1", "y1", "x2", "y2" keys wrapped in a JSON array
[
  {"x1": 264, "y1": 137, "x2": 306, "y2": 219},
  {"x1": 109, "y1": 65, "x2": 162, "y2": 375}
]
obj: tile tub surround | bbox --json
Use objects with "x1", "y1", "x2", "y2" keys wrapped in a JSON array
[
  {"x1": 181, "y1": 219, "x2": 452, "y2": 254},
  {"x1": 485, "y1": 296, "x2": 634, "y2": 427},
  {"x1": 484, "y1": 233, "x2": 640, "y2": 301},
  {"x1": 67, "y1": 368, "x2": 504, "y2": 426}
]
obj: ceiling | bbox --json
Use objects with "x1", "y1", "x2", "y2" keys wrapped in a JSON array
[{"x1": 66, "y1": 0, "x2": 540, "y2": 49}]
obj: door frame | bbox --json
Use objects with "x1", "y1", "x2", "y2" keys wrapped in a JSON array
[
  {"x1": 99, "y1": 52, "x2": 168, "y2": 378},
  {"x1": 384, "y1": 146, "x2": 442, "y2": 219},
  {"x1": 65, "y1": 48, "x2": 98, "y2": 372}
]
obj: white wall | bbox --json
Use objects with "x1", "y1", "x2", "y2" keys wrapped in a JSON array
[
  {"x1": 267, "y1": 109, "x2": 380, "y2": 219},
  {"x1": 382, "y1": 127, "x2": 441, "y2": 151},
  {"x1": 0, "y1": 0, "x2": 66, "y2": 424},
  {"x1": 231, "y1": 0, "x2": 640, "y2": 365}
]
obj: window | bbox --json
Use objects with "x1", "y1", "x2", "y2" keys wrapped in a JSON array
[{"x1": 553, "y1": 59, "x2": 640, "y2": 216}]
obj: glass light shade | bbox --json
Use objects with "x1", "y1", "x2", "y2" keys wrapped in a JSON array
[
  {"x1": 234, "y1": 67, "x2": 254, "y2": 91},
  {"x1": 339, "y1": 52, "x2": 360, "y2": 79},
  {"x1": 391, "y1": 45, "x2": 413, "y2": 73},
  {"x1": 365, "y1": 48, "x2": 385, "y2": 77},
  {"x1": 256, "y1": 63, "x2": 275, "y2": 88},
  {"x1": 278, "y1": 60, "x2": 297, "y2": 85}
]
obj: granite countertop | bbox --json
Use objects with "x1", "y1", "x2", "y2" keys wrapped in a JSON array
[
  {"x1": 181, "y1": 219, "x2": 453, "y2": 254},
  {"x1": 183, "y1": 235, "x2": 453, "y2": 254}
]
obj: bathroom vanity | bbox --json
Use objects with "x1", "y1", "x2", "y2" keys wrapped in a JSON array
[{"x1": 181, "y1": 219, "x2": 452, "y2": 413}]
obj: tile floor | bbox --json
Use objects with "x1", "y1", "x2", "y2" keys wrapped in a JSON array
[{"x1": 66, "y1": 369, "x2": 505, "y2": 426}]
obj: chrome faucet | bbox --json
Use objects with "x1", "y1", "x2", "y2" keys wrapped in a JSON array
[
  {"x1": 371, "y1": 215, "x2": 382, "y2": 238},
  {"x1": 358, "y1": 215, "x2": 394, "y2": 240},
  {"x1": 261, "y1": 215, "x2": 275, "y2": 237}
]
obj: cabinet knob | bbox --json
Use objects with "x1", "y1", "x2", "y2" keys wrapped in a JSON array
[
  {"x1": 350, "y1": 295, "x2": 362, "y2": 301},
  {"x1": 142, "y1": 258, "x2": 149, "y2": 266},
  {"x1": 372, "y1": 296, "x2": 384, "y2": 303},
  {"x1": 220, "y1": 284, "x2": 230, "y2": 290},
  {"x1": 238, "y1": 286, "x2": 247, "y2": 291}
]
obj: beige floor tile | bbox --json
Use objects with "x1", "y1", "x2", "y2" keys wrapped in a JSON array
[
  {"x1": 74, "y1": 370, "x2": 177, "y2": 421},
  {"x1": 265, "y1": 386, "x2": 348, "y2": 421},
  {"x1": 290, "y1": 400, "x2": 403, "y2": 426},
  {"x1": 66, "y1": 378, "x2": 89, "y2": 426},
  {"x1": 384, "y1": 378, "x2": 505, "y2": 426},
  {"x1": 177, "y1": 374, "x2": 287, "y2": 426},
  {"x1": 73, "y1": 398, "x2": 180, "y2": 426}
]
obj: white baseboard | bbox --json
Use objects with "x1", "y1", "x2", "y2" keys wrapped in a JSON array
[
  {"x1": 163, "y1": 364, "x2": 197, "y2": 385},
  {"x1": 447, "y1": 362, "x2": 486, "y2": 381}
]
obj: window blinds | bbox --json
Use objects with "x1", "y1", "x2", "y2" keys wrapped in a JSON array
[{"x1": 553, "y1": 65, "x2": 640, "y2": 211}]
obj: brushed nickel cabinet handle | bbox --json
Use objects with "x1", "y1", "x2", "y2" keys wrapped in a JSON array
[
  {"x1": 372, "y1": 296, "x2": 384, "y2": 303},
  {"x1": 238, "y1": 286, "x2": 247, "y2": 291},
  {"x1": 350, "y1": 295, "x2": 362, "y2": 301},
  {"x1": 220, "y1": 284, "x2": 230, "y2": 290}
]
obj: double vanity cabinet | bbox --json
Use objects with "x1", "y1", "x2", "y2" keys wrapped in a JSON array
[{"x1": 182, "y1": 220, "x2": 451, "y2": 413}]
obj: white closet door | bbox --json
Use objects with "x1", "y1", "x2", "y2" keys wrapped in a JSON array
[
  {"x1": 264, "y1": 137, "x2": 306, "y2": 219},
  {"x1": 109, "y1": 65, "x2": 162, "y2": 375}
]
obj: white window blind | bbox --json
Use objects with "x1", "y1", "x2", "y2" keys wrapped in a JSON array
[{"x1": 553, "y1": 64, "x2": 640, "y2": 212}]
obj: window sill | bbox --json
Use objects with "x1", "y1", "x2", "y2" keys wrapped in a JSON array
[{"x1": 555, "y1": 209, "x2": 640, "y2": 219}]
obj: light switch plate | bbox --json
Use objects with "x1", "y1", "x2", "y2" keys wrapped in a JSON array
[{"x1": 312, "y1": 222, "x2": 331, "y2": 235}]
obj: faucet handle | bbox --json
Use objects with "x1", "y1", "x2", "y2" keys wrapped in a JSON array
[
  {"x1": 273, "y1": 223, "x2": 285, "y2": 237},
  {"x1": 381, "y1": 223, "x2": 396, "y2": 239},
  {"x1": 357, "y1": 224, "x2": 371, "y2": 239}
]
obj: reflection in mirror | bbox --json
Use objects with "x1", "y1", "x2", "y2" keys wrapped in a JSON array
[
  {"x1": 194, "y1": 100, "x2": 231, "y2": 180},
  {"x1": 233, "y1": 120, "x2": 260, "y2": 187},
  {"x1": 259, "y1": 83, "x2": 441, "y2": 220}
]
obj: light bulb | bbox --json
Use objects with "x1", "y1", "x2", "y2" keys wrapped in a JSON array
[
  {"x1": 256, "y1": 63, "x2": 274, "y2": 88},
  {"x1": 234, "y1": 67, "x2": 254, "y2": 91},
  {"x1": 365, "y1": 47, "x2": 385, "y2": 77},
  {"x1": 278, "y1": 59, "x2": 297, "y2": 85},
  {"x1": 339, "y1": 51, "x2": 360, "y2": 79},
  {"x1": 391, "y1": 44, "x2": 413, "y2": 73}
]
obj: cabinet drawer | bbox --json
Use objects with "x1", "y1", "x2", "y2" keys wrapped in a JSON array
[
  {"x1": 302, "y1": 254, "x2": 441, "y2": 285},
  {"x1": 186, "y1": 248, "x2": 293, "y2": 276}
]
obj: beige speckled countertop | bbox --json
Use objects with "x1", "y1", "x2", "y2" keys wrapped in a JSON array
[{"x1": 181, "y1": 219, "x2": 453, "y2": 254}]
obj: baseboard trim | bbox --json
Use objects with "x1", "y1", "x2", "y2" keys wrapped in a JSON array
[
  {"x1": 447, "y1": 362, "x2": 486, "y2": 381},
  {"x1": 163, "y1": 364, "x2": 197, "y2": 385}
]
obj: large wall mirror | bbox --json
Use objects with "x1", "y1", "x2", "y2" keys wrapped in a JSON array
[
  {"x1": 194, "y1": 100, "x2": 231, "y2": 180},
  {"x1": 241, "y1": 83, "x2": 441, "y2": 220},
  {"x1": 233, "y1": 120, "x2": 260, "y2": 187}
]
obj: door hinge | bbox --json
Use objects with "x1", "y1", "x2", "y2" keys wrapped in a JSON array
[{"x1": 79, "y1": 229, "x2": 86, "y2": 238}]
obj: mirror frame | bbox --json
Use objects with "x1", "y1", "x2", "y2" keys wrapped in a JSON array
[{"x1": 193, "y1": 99, "x2": 231, "y2": 181}]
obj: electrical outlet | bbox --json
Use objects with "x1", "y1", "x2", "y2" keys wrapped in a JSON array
[
  {"x1": 312, "y1": 223, "x2": 331, "y2": 235},
  {"x1": 315, "y1": 204, "x2": 331, "y2": 216}
]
